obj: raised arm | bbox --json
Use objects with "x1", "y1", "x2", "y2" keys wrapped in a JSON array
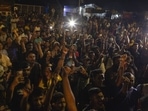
[
  {"x1": 61, "y1": 66, "x2": 77, "y2": 111},
  {"x1": 116, "y1": 54, "x2": 127, "y2": 87},
  {"x1": 6, "y1": 71, "x2": 24, "y2": 104},
  {"x1": 43, "y1": 46, "x2": 68, "y2": 110},
  {"x1": 54, "y1": 46, "x2": 68, "y2": 74}
]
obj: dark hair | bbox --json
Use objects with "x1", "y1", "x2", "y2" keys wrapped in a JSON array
[
  {"x1": 28, "y1": 87, "x2": 45, "y2": 103},
  {"x1": 25, "y1": 51, "x2": 36, "y2": 58},
  {"x1": 51, "y1": 92, "x2": 64, "y2": 103},
  {"x1": 112, "y1": 54, "x2": 121, "y2": 61},
  {"x1": 25, "y1": 41, "x2": 33, "y2": 46},
  {"x1": 21, "y1": 61, "x2": 30, "y2": 69},
  {"x1": 6, "y1": 36, "x2": 13, "y2": 42},
  {"x1": 90, "y1": 69, "x2": 103, "y2": 78}
]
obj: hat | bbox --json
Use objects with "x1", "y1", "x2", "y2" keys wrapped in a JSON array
[
  {"x1": 88, "y1": 87, "x2": 102, "y2": 97},
  {"x1": 53, "y1": 41, "x2": 60, "y2": 47}
]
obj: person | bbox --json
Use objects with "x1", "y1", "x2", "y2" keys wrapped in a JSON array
[
  {"x1": 78, "y1": 69, "x2": 106, "y2": 110},
  {"x1": 0, "y1": 65, "x2": 8, "y2": 108},
  {"x1": 82, "y1": 87, "x2": 105, "y2": 111},
  {"x1": 25, "y1": 51, "x2": 42, "y2": 87},
  {"x1": 60, "y1": 66, "x2": 78, "y2": 111},
  {"x1": 27, "y1": 87, "x2": 46, "y2": 111},
  {"x1": 51, "y1": 92, "x2": 66, "y2": 111},
  {"x1": 0, "y1": 52, "x2": 12, "y2": 71},
  {"x1": 139, "y1": 83, "x2": 148, "y2": 111},
  {"x1": 113, "y1": 72, "x2": 144, "y2": 111},
  {"x1": 0, "y1": 41, "x2": 8, "y2": 56},
  {"x1": 104, "y1": 54, "x2": 122, "y2": 98},
  {"x1": 0, "y1": 26, "x2": 7, "y2": 43},
  {"x1": 4, "y1": 36, "x2": 20, "y2": 69},
  {"x1": 20, "y1": 41, "x2": 43, "y2": 62},
  {"x1": 6, "y1": 62, "x2": 31, "y2": 111},
  {"x1": 38, "y1": 63, "x2": 55, "y2": 89},
  {"x1": 20, "y1": 58, "x2": 78, "y2": 111},
  {"x1": 104, "y1": 53, "x2": 131, "y2": 111},
  {"x1": 39, "y1": 50, "x2": 52, "y2": 68}
]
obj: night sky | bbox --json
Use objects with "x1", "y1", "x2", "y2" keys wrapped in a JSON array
[{"x1": 12, "y1": 0, "x2": 148, "y2": 11}]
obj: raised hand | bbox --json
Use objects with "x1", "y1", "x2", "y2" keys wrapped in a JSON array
[
  {"x1": 62, "y1": 46, "x2": 69, "y2": 55},
  {"x1": 61, "y1": 66, "x2": 72, "y2": 77},
  {"x1": 18, "y1": 79, "x2": 33, "y2": 97},
  {"x1": 118, "y1": 54, "x2": 128, "y2": 70},
  {"x1": 79, "y1": 66, "x2": 88, "y2": 77}
]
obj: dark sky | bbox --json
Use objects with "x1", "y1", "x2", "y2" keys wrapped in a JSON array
[{"x1": 13, "y1": 0, "x2": 148, "y2": 11}]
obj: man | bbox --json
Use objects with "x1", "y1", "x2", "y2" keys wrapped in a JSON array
[
  {"x1": 114, "y1": 72, "x2": 142, "y2": 111},
  {"x1": 25, "y1": 51, "x2": 42, "y2": 87},
  {"x1": 104, "y1": 54, "x2": 122, "y2": 98},
  {"x1": 82, "y1": 87, "x2": 105, "y2": 111},
  {"x1": 6, "y1": 62, "x2": 31, "y2": 111},
  {"x1": 27, "y1": 87, "x2": 46, "y2": 111},
  {"x1": 51, "y1": 92, "x2": 66, "y2": 111},
  {"x1": 20, "y1": 66, "x2": 77, "y2": 111},
  {"x1": 78, "y1": 69, "x2": 106, "y2": 110}
]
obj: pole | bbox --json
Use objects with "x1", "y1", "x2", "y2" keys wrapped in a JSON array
[{"x1": 78, "y1": 0, "x2": 80, "y2": 7}]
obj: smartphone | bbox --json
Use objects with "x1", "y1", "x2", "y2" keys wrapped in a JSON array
[{"x1": 34, "y1": 38, "x2": 43, "y2": 44}]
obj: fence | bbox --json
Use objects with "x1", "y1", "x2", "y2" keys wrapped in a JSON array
[{"x1": 14, "y1": 4, "x2": 44, "y2": 14}]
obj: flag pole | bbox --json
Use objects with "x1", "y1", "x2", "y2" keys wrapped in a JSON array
[{"x1": 78, "y1": 0, "x2": 80, "y2": 7}]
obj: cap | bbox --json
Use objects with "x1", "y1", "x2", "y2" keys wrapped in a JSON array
[{"x1": 88, "y1": 87, "x2": 102, "y2": 97}]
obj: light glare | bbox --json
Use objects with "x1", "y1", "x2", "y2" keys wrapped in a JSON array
[{"x1": 69, "y1": 20, "x2": 76, "y2": 27}]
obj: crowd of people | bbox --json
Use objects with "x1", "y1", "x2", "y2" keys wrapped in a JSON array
[{"x1": 0, "y1": 8, "x2": 148, "y2": 111}]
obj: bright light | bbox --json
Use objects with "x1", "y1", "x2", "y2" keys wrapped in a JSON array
[
  {"x1": 65, "y1": 17, "x2": 78, "y2": 29},
  {"x1": 68, "y1": 19, "x2": 76, "y2": 27},
  {"x1": 64, "y1": 8, "x2": 66, "y2": 11},
  {"x1": 115, "y1": 14, "x2": 119, "y2": 18},
  {"x1": 50, "y1": 26, "x2": 53, "y2": 29}
]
